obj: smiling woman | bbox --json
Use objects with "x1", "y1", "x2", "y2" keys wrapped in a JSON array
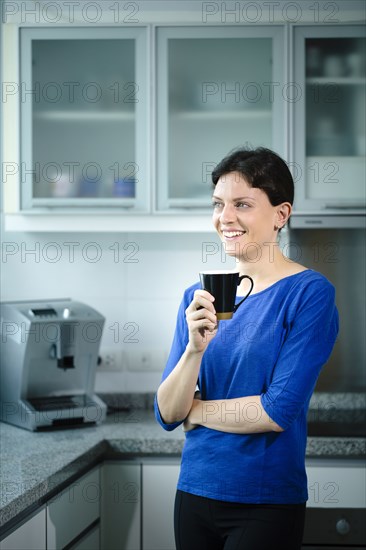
[
  {"x1": 210, "y1": 148, "x2": 305, "y2": 294},
  {"x1": 211, "y1": 171, "x2": 291, "y2": 268},
  {"x1": 155, "y1": 147, "x2": 339, "y2": 550}
]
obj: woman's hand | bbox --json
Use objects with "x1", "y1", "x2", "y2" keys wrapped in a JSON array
[
  {"x1": 183, "y1": 394, "x2": 202, "y2": 432},
  {"x1": 182, "y1": 414, "x2": 197, "y2": 432},
  {"x1": 185, "y1": 290, "x2": 218, "y2": 354}
]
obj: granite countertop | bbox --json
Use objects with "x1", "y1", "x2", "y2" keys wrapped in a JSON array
[{"x1": 1, "y1": 393, "x2": 366, "y2": 537}]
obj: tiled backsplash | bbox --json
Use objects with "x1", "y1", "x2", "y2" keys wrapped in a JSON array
[{"x1": 1, "y1": 229, "x2": 235, "y2": 393}]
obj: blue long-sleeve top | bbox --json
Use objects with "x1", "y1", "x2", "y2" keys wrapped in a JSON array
[{"x1": 154, "y1": 269, "x2": 339, "y2": 504}]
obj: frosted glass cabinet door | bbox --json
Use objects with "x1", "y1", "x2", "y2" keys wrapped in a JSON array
[
  {"x1": 293, "y1": 25, "x2": 366, "y2": 213},
  {"x1": 156, "y1": 26, "x2": 285, "y2": 210},
  {"x1": 20, "y1": 28, "x2": 148, "y2": 211}
]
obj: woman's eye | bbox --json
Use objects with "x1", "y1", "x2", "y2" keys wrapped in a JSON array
[{"x1": 212, "y1": 201, "x2": 249, "y2": 209}]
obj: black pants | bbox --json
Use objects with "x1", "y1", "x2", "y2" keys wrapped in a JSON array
[{"x1": 174, "y1": 490, "x2": 306, "y2": 550}]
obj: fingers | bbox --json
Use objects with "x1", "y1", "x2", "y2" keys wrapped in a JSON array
[
  {"x1": 187, "y1": 290, "x2": 215, "y2": 313},
  {"x1": 189, "y1": 310, "x2": 217, "y2": 326},
  {"x1": 197, "y1": 319, "x2": 218, "y2": 333},
  {"x1": 186, "y1": 290, "x2": 217, "y2": 325},
  {"x1": 185, "y1": 290, "x2": 218, "y2": 352}
]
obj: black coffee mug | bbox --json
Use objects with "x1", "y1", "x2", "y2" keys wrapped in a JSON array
[{"x1": 199, "y1": 271, "x2": 254, "y2": 320}]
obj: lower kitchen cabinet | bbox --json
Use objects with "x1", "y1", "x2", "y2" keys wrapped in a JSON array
[
  {"x1": 101, "y1": 463, "x2": 141, "y2": 550},
  {"x1": 0, "y1": 508, "x2": 46, "y2": 550},
  {"x1": 100, "y1": 460, "x2": 180, "y2": 550},
  {"x1": 303, "y1": 459, "x2": 366, "y2": 548},
  {"x1": 2, "y1": 458, "x2": 365, "y2": 550},
  {"x1": 47, "y1": 467, "x2": 100, "y2": 550},
  {"x1": 142, "y1": 463, "x2": 180, "y2": 550}
]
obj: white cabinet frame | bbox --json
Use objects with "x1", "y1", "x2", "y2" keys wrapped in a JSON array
[
  {"x1": 156, "y1": 25, "x2": 287, "y2": 211},
  {"x1": 291, "y1": 24, "x2": 366, "y2": 222},
  {"x1": 20, "y1": 27, "x2": 150, "y2": 212}
]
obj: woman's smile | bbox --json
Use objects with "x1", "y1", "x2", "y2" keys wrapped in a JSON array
[{"x1": 221, "y1": 229, "x2": 247, "y2": 241}]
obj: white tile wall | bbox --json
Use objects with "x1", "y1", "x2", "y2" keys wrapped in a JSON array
[{"x1": 1, "y1": 227, "x2": 234, "y2": 393}]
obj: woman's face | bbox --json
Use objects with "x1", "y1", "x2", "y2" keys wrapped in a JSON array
[{"x1": 212, "y1": 171, "x2": 284, "y2": 260}]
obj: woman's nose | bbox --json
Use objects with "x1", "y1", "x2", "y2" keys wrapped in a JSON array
[{"x1": 220, "y1": 203, "x2": 237, "y2": 223}]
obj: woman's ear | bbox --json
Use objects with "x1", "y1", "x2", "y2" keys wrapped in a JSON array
[{"x1": 275, "y1": 202, "x2": 292, "y2": 230}]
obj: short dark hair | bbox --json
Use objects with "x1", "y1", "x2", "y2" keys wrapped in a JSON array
[{"x1": 211, "y1": 147, "x2": 294, "y2": 206}]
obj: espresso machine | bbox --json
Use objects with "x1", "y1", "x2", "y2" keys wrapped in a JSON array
[{"x1": 0, "y1": 299, "x2": 107, "y2": 430}]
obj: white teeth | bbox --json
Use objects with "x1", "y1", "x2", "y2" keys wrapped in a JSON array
[{"x1": 223, "y1": 231, "x2": 244, "y2": 237}]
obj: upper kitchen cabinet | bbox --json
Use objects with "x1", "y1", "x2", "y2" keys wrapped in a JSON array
[
  {"x1": 292, "y1": 25, "x2": 366, "y2": 227},
  {"x1": 20, "y1": 27, "x2": 149, "y2": 211},
  {"x1": 156, "y1": 26, "x2": 286, "y2": 211}
]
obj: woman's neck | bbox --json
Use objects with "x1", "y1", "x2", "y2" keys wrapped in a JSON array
[{"x1": 235, "y1": 246, "x2": 306, "y2": 294}]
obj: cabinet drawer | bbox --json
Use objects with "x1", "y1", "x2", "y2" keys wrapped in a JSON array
[
  {"x1": 0, "y1": 508, "x2": 46, "y2": 550},
  {"x1": 47, "y1": 468, "x2": 100, "y2": 550},
  {"x1": 306, "y1": 459, "x2": 366, "y2": 508}
]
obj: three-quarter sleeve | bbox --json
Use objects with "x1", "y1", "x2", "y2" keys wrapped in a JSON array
[{"x1": 261, "y1": 279, "x2": 339, "y2": 430}]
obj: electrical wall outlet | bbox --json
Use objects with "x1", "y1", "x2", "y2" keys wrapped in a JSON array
[
  {"x1": 126, "y1": 349, "x2": 167, "y2": 372},
  {"x1": 134, "y1": 351, "x2": 151, "y2": 372},
  {"x1": 98, "y1": 348, "x2": 124, "y2": 372}
]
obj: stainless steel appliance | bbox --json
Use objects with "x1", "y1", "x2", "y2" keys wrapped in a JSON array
[
  {"x1": 302, "y1": 507, "x2": 366, "y2": 548},
  {"x1": 0, "y1": 299, "x2": 107, "y2": 430}
]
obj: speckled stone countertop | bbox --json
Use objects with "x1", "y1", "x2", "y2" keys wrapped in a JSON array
[{"x1": 1, "y1": 393, "x2": 365, "y2": 537}]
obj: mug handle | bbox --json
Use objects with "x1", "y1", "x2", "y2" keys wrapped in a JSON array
[{"x1": 233, "y1": 275, "x2": 254, "y2": 313}]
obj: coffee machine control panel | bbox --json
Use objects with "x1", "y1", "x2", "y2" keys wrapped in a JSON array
[
  {"x1": 29, "y1": 308, "x2": 58, "y2": 318},
  {"x1": 29, "y1": 307, "x2": 72, "y2": 319},
  {"x1": 14, "y1": 301, "x2": 98, "y2": 322}
]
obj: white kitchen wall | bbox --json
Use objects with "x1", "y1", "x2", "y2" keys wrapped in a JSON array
[{"x1": 0, "y1": 223, "x2": 237, "y2": 392}]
